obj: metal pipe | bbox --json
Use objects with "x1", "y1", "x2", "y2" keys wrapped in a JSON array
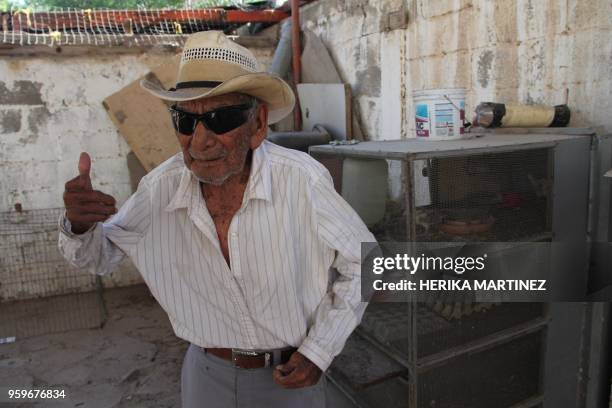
[
  {"x1": 290, "y1": 0, "x2": 302, "y2": 131},
  {"x1": 267, "y1": 125, "x2": 331, "y2": 152},
  {"x1": 9, "y1": 9, "x2": 290, "y2": 31},
  {"x1": 268, "y1": 19, "x2": 292, "y2": 78}
]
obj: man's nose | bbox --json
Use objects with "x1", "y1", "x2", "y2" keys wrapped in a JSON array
[{"x1": 190, "y1": 121, "x2": 216, "y2": 150}]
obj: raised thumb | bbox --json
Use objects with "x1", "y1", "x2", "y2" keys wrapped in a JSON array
[{"x1": 78, "y1": 152, "x2": 93, "y2": 190}]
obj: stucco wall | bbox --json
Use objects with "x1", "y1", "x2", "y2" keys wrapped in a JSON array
[
  {"x1": 0, "y1": 55, "x2": 159, "y2": 213},
  {"x1": 0, "y1": 45, "x2": 274, "y2": 294},
  {"x1": 300, "y1": 0, "x2": 612, "y2": 140}
]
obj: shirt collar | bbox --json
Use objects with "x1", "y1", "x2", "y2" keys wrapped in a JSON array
[
  {"x1": 165, "y1": 141, "x2": 272, "y2": 212},
  {"x1": 164, "y1": 162, "x2": 194, "y2": 212},
  {"x1": 245, "y1": 140, "x2": 272, "y2": 203}
]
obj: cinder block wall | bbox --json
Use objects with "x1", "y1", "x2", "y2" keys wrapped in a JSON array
[
  {"x1": 300, "y1": 0, "x2": 612, "y2": 140},
  {"x1": 0, "y1": 54, "x2": 170, "y2": 212},
  {"x1": 0, "y1": 46, "x2": 273, "y2": 294}
]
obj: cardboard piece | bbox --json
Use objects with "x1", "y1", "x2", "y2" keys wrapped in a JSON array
[
  {"x1": 102, "y1": 55, "x2": 181, "y2": 172},
  {"x1": 297, "y1": 83, "x2": 351, "y2": 141}
]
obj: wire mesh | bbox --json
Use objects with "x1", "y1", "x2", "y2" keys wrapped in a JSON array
[
  {"x1": 415, "y1": 148, "x2": 551, "y2": 243},
  {"x1": 0, "y1": 3, "x2": 288, "y2": 47},
  {"x1": 0, "y1": 208, "x2": 105, "y2": 340},
  {"x1": 418, "y1": 331, "x2": 543, "y2": 408},
  {"x1": 310, "y1": 145, "x2": 554, "y2": 407},
  {"x1": 359, "y1": 303, "x2": 419, "y2": 359},
  {"x1": 410, "y1": 150, "x2": 549, "y2": 363}
]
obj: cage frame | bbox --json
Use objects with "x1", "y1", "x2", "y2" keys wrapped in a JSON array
[{"x1": 309, "y1": 129, "x2": 595, "y2": 408}]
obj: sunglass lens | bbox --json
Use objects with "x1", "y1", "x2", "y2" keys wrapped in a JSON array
[
  {"x1": 206, "y1": 107, "x2": 250, "y2": 134},
  {"x1": 176, "y1": 114, "x2": 197, "y2": 135}
]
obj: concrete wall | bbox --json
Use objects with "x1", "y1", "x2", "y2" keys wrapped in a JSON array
[
  {"x1": 0, "y1": 45, "x2": 274, "y2": 295},
  {"x1": 0, "y1": 54, "x2": 161, "y2": 213},
  {"x1": 300, "y1": 0, "x2": 612, "y2": 140}
]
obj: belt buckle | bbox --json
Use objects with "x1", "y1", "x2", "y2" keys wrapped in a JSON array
[{"x1": 231, "y1": 349, "x2": 271, "y2": 369}]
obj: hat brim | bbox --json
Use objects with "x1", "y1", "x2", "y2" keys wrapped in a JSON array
[{"x1": 140, "y1": 72, "x2": 295, "y2": 125}]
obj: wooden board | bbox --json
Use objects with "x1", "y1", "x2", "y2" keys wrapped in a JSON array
[
  {"x1": 102, "y1": 54, "x2": 181, "y2": 172},
  {"x1": 301, "y1": 30, "x2": 342, "y2": 84},
  {"x1": 300, "y1": 29, "x2": 363, "y2": 140},
  {"x1": 297, "y1": 83, "x2": 351, "y2": 141}
]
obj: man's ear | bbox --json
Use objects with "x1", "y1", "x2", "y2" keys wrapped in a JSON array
[{"x1": 249, "y1": 103, "x2": 268, "y2": 150}]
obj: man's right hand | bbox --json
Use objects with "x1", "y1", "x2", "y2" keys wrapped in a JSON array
[{"x1": 63, "y1": 152, "x2": 117, "y2": 234}]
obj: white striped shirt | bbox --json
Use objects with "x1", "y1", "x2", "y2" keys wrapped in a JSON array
[{"x1": 58, "y1": 140, "x2": 374, "y2": 371}]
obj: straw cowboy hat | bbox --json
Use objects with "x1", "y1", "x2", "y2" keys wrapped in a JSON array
[{"x1": 141, "y1": 30, "x2": 295, "y2": 124}]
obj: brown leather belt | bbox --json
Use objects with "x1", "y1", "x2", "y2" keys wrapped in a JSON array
[{"x1": 203, "y1": 347, "x2": 296, "y2": 369}]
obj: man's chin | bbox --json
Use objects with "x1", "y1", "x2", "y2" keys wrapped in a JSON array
[{"x1": 187, "y1": 152, "x2": 249, "y2": 186}]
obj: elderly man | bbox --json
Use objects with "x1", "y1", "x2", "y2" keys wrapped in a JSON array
[{"x1": 59, "y1": 31, "x2": 374, "y2": 407}]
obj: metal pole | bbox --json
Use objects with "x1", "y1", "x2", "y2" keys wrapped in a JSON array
[{"x1": 291, "y1": 0, "x2": 302, "y2": 131}]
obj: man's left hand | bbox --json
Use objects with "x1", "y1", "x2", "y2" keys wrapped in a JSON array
[{"x1": 273, "y1": 351, "x2": 322, "y2": 389}]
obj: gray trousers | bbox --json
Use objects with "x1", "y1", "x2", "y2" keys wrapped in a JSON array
[{"x1": 181, "y1": 344, "x2": 327, "y2": 408}]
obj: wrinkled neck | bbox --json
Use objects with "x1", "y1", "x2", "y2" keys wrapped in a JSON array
[{"x1": 200, "y1": 150, "x2": 252, "y2": 200}]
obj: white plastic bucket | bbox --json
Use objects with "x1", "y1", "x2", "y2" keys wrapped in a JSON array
[{"x1": 413, "y1": 88, "x2": 467, "y2": 141}]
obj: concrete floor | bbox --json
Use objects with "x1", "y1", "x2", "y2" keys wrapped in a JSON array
[{"x1": 0, "y1": 285, "x2": 187, "y2": 408}]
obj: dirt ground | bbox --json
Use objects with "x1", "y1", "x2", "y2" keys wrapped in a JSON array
[{"x1": 0, "y1": 284, "x2": 187, "y2": 408}]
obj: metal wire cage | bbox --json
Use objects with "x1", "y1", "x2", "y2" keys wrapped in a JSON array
[
  {"x1": 413, "y1": 148, "x2": 551, "y2": 243},
  {"x1": 309, "y1": 131, "x2": 593, "y2": 408},
  {"x1": 0, "y1": 208, "x2": 106, "y2": 341}
]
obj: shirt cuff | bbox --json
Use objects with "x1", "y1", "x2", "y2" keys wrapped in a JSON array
[
  {"x1": 298, "y1": 337, "x2": 334, "y2": 372},
  {"x1": 58, "y1": 211, "x2": 96, "y2": 240}
]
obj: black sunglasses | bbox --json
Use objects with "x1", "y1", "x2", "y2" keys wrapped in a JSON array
[{"x1": 169, "y1": 103, "x2": 254, "y2": 136}]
